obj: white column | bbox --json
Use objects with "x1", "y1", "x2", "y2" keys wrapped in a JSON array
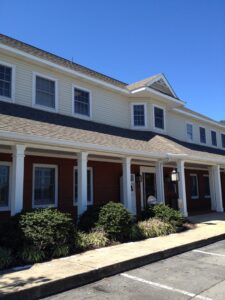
[
  {"x1": 122, "y1": 157, "x2": 133, "y2": 213},
  {"x1": 11, "y1": 144, "x2": 26, "y2": 216},
  {"x1": 156, "y1": 161, "x2": 165, "y2": 204},
  {"x1": 77, "y1": 152, "x2": 88, "y2": 216},
  {"x1": 209, "y1": 165, "x2": 223, "y2": 212},
  {"x1": 177, "y1": 160, "x2": 188, "y2": 217}
]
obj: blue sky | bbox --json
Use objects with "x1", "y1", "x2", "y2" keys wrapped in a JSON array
[{"x1": 1, "y1": 0, "x2": 225, "y2": 121}]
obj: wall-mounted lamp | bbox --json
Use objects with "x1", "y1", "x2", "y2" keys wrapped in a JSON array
[{"x1": 171, "y1": 169, "x2": 179, "y2": 182}]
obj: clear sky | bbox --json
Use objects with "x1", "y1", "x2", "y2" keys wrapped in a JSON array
[{"x1": 1, "y1": 0, "x2": 225, "y2": 121}]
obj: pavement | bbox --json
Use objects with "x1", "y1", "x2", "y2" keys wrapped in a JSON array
[
  {"x1": 44, "y1": 239, "x2": 225, "y2": 300},
  {"x1": 1, "y1": 213, "x2": 225, "y2": 300}
]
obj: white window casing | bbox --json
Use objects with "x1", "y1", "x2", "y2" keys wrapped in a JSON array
[
  {"x1": 72, "y1": 84, "x2": 92, "y2": 120},
  {"x1": 0, "y1": 60, "x2": 16, "y2": 103},
  {"x1": 131, "y1": 103, "x2": 147, "y2": 129}
]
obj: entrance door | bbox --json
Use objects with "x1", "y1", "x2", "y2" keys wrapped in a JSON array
[{"x1": 143, "y1": 172, "x2": 156, "y2": 207}]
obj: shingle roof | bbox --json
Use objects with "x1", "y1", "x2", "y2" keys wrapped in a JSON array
[{"x1": 0, "y1": 102, "x2": 225, "y2": 163}]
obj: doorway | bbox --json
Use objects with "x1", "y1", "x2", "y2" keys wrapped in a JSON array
[{"x1": 140, "y1": 167, "x2": 156, "y2": 208}]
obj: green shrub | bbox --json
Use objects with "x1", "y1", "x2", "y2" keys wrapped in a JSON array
[
  {"x1": 78, "y1": 205, "x2": 103, "y2": 232},
  {"x1": 130, "y1": 224, "x2": 145, "y2": 241},
  {"x1": 0, "y1": 215, "x2": 23, "y2": 251},
  {"x1": 21, "y1": 246, "x2": 45, "y2": 263},
  {"x1": 140, "y1": 205, "x2": 154, "y2": 220},
  {"x1": 96, "y1": 202, "x2": 132, "y2": 241},
  {"x1": 52, "y1": 245, "x2": 70, "y2": 258},
  {"x1": 137, "y1": 218, "x2": 175, "y2": 239},
  {"x1": 0, "y1": 247, "x2": 13, "y2": 270},
  {"x1": 152, "y1": 204, "x2": 184, "y2": 227},
  {"x1": 76, "y1": 229, "x2": 109, "y2": 250}
]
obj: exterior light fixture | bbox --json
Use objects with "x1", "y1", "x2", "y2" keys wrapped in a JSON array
[{"x1": 171, "y1": 169, "x2": 179, "y2": 182}]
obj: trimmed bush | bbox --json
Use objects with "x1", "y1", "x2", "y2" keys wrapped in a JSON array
[
  {"x1": 130, "y1": 224, "x2": 145, "y2": 241},
  {"x1": 21, "y1": 246, "x2": 45, "y2": 263},
  {"x1": 137, "y1": 218, "x2": 175, "y2": 238},
  {"x1": 78, "y1": 205, "x2": 103, "y2": 232},
  {"x1": 96, "y1": 202, "x2": 133, "y2": 241},
  {"x1": 152, "y1": 204, "x2": 184, "y2": 227},
  {"x1": 76, "y1": 228, "x2": 109, "y2": 250},
  {"x1": 0, "y1": 247, "x2": 13, "y2": 270}
]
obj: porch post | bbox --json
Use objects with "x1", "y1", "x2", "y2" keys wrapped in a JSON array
[
  {"x1": 155, "y1": 161, "x2": 165, "y2": 203},
  {"x1": 122, "y1": 157, "x2": 133, "y2": 213},
  {"x1": 209, "y1": 165, "x2": 223, "y2": 212},
  {"x1": 77, "y1": 152, "x2": 88, "y2": 216},
  {"x1": 177, "y1": 160, "x2": 188, "y2": 217},
  {"x1": 11, "y1": 144, "x2": 26, "y2": 216}
]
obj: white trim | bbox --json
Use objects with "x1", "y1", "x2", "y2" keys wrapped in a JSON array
[
  {"x1": 190, "y1": 173, "x2": 199, "y2": 199},
  {"x1": 73, "y1": 166, "x2": 93, "y2": 206},
  {"x1": 72, "y1": 84, "x2": 92, "y2": 120},
  {"x1": 147, "y1": 73, "x2": 178, "y2": 98},
  {"x1": 0, "y1": 161, "x2": 12, "y2": 211},
  {"x1": 199, "y1": 126, "x2": 207, "y2": 144},
  {"x1": 203, "y1": 174, "x2": 210, "y2": 198},
  {"x1": 153, "y1": 104, "x2": 166, "y2": 132},
  {"x1": 0, "y1": 60, "x2": 16, "y2": 103},
  {"x1": 32, "y1": 72, "x2": 58, "y2": 113},
  {"x1": 32, "y1": 163, "x2": 58, "y2": 208},
  {"x1": 130, "y1": 102, "x2": 147, "y2": 129},
  {"x1": 186, "y1": 122, "x2": 193, "y2": 142}
]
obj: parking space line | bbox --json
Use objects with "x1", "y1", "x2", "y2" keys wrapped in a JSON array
[
  {"x1": 121, "y1": 273, "x2": 213, "y2": 300},
  {"x1": 193, "y1": 249, "x2": 225, "y2": 257}
]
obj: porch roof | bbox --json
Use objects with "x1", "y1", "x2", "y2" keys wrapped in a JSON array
[{"x1": 0, "y1": 102, "x2": 225, "y2": 164}]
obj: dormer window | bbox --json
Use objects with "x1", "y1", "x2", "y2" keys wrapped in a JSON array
[
  {"x1": 154, "y1": 106, "x2": 165, "y2": 130},
  {"x1": 0, "y1": 61, "x2": 15, "y2": 102},
  {"x1": 73, "y1": 86, "x2": 91, "y2": 119},
  {"x1": 186, "y1": 123, "x2": 193, "y2": 141},
  {"x1": 200, "y1": 127, "x2": 206, "y2": 144},
  {"x1": 211, "y1": 130, "x2": 217, "y2": 146},
  {"x1": 131, "y1": 103, "x2": 146, "y2": 128}
]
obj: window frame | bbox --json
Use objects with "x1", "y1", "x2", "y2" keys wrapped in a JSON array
[
  {"x1": 203, "y1": 174, "x2": 210, "y2": 199},
  {"x1": 32, "y1": 163, "x2": 58, "y2": 209},
  {"x1": 153, "y1": 105, "x2": 166, "y2": 132},
  {"x1": 221, "y1": 133, "x2": 225, "y2": 149},
  {"x1": 0, "y1": 162, "x2": 11, "y2": 211},
  {"x1": 73, "y1": 166, "x2": 93, "y2": 206},
  {"x1": 199, "y1": 126, "x2": 206, "y2": 144},
  {"x1": 190, "y1": 174, "x2": 199, "y2": 199},
  {"x1": 131, "y1": 102, "x2": 147, "y2": 129},
  {"x1": 72, "y1": 84, "x2": 92, "y2": 120},
  {"x1": 0, "y1": 60, "x2": 16, "y2": 103},
  {"x1": 211, "y1": 130, "x2": 217, "y2": 147},
  {"x1": 32, "y1": 72, "x2": 58, "y2": 112},
  {"x1": 186, "y1": 122, "x2": 193, "y2": 141}
]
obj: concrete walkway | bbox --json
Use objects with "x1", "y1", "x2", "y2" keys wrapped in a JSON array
[{"x1": 1, "y1": 213, "x2": 225, "y2": 300}]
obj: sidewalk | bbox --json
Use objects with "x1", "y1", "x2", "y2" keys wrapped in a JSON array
[{"x1": 1, "y1": 213, "x2": 225, "y2": 300}]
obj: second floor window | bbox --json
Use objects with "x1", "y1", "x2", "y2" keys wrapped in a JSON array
[
  {"x1": 74, "y1": 87, "x2": 90, "y2": 117},
  {"x1": 0, "y1": 64, "x2": 12, "y2": 98},
  {"x1": 222, "y1": 134, "x2": 225, "y2": 148},
  {"x1": 154, "y1": 106, "x2": 164, "y2": 130},
  {"x1": 132, "y1": 104, "x2": 146, "y2": 127},
  {"x1": 200, "y1": 127, "x2": 206, "y2": 144},
  {"x1": 211, "y1": 131, "x2": 217, "y2": 146},
  {"x1": 186, "y1": 123, "x2": 193, "y2": 140},
  {"x1": 35, "y1": 75, "x2": 56, "y2": 109}
]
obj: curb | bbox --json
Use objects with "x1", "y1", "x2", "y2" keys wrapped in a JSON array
[{"x1": 1, "y1": 233, "x2": 225, "y2": 300}]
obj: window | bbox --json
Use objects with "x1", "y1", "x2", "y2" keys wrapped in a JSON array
[
  {"x1": 132, "y1": 104, "x2": 146, "y2": 127},
  {"x1": 203, "y1": 175, "x2": 210, "y2": 198},
  {"x1": 34, "y1": 74, "x2": 57, "y2": 110},
  {"x1": 154, "y1": 106, "x2": 165, "y2": 130},
  {"x1": 186, "y1": 123, "x2": 193, "y2": 141},
  {"x1": 200, "y1": 127, "x2": 206, "y2": 144},
  {"x1": 0, "y1": 164, "x2": 10, "y2": 209},
  {"x1": 190, "y1": 174, "x2": 199, "y2": 199},
  {"x1": 73, "y1": 87, "x2": 91, "y2": 117},
  {"x1": 211, "y1": 131, "x2": 217, "y2": 146},
  {"x1": 74, "y1": 167, "x2": 93, "y2": 205},
  {"x1": 0, "y1": 64, "x2": 12, "y2": 98},
  {"x1": 222, "y1": 134, "x2": 225, "y2": 148},
  {"x1": 33, "y1": 165, "x2": 57, "y2": 208}
]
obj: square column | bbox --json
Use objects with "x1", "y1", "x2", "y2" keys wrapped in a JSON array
[
  {"x1": 122, "y1": 157, "x2": 133, "y2": 213},
  {"x1": 77, "y1": 152, "x2": 88, "y2": 216},
  {"x1": 177, "y1": 160, "x2": 188, "y2": 217},
  {"x1": 209, "y1": 165, "x2": 223, "y2": 212},
  {"x1": 156, "y1": 161, "x2": 165, "y2": 204},
  {"x1": 11, "y1": 144, "x2": 26, "y2": 216}
]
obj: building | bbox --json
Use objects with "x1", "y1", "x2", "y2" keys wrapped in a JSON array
[{"x1": 0, "y1": 34, "x2": 225, "y2": 221}]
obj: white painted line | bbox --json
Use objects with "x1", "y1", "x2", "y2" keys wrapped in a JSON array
[
  {"x1": 121, "y1": 273, "x2": 213, "y2": 300},
  {"x1": 193, "y1": 249, "x2": 225, "y2": 258}
]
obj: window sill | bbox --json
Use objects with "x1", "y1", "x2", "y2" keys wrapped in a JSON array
[
  {"x1": 33, "y1": 104, "x2": 57, "y2": 113},
  {"x1": 0, "y1": 207, "x2": 10, "y2": 211},
  {"x1": 73, "y1": 113, "x2": 92, "y2": 120},
  {"x1": 33, "y1": 204, "x2": 57, "y2": 209},
  {"x1": 0, "y1": 96, "x2": 14, "y2": 103}
]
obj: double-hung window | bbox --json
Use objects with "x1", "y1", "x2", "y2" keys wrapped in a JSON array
[
  {"x1": 203, "y1": 174, "x2": 210, "y2": 198},
  {"x1": 0, "y1": 163, "x2": 10, "y2": 210},
  {"x1": 154, "y1": 106, "x2": 165, "y2": 130},
  {"x1": 190, "y1": 174, "x2": 199, "y2": 199},
  {"x1": 200, "y1": 127, "x2": 206, "y2": 144},
  {"x1": 34, "y1": 73, "x2": 57, "y2": 110},
  {"x1": 33, "y1": 164, "x2": 58, "y2": 208},
  {"x1": 222, "y1": 134, "x2": 225, "y2": 148},
  {"x1": 132, "y1": 104, "x2": 146, "y2": 127},
  {"x1": 186, "y1": 123, "x2": 193, "y2": 141},
  {"x1": 0, "y1": 62, "x2": 15, "y2": 101},
  {"x1": 211, "y1": 131, "x2": 217, "y2": 146},
  {"x1": 73, "y1": 87, "x2": 91, "y2": 117},
  {"x1": 74, "y1": 167, "x2": 93, "y2": 205}
]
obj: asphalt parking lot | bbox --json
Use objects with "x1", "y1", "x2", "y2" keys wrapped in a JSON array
[{"x1": 44, "y1": 240, "x2": 225, "y2": 300}]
